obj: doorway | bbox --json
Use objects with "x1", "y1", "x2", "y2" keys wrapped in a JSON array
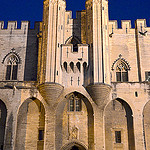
[{"x1": 70, "y1": 146, "x2": 80, "y2": 150}]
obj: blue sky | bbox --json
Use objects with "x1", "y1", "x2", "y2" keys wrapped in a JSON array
[{"x1": 0, "y1": 0, "x2": 150, "y2": 28}]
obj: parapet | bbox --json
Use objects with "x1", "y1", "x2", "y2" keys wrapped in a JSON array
[
  {"x1": 109, "y1": 19, "x2": 149, "y2": 29},
  {"x1": 109, "y1": 19, "x2": 150, "y2": 35},
  {"x1": 0, "y1": 21, "x2": 41, "y2": 35}
]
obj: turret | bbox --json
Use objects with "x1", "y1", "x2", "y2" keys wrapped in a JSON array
[
  {"x1": 38, "y1": 0, "x2": 66, "y2": 84},
  {"x1": 86, "y1": 0, "x2": 110, "y2": 84}
]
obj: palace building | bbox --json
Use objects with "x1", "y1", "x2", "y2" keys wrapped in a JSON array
[{"x1": 0, "y1": 0, "x2": 150, "y2": 149}]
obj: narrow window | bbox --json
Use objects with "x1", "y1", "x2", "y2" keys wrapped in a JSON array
[
  {"x1": 70, "y1": 62, "x2": 74, "y2": 72},
  {"x1": 64, "y1": 62, "x2": 67, "y2": 72},
  {"x1": 135, "y1": 91, "x2": 138, "y2": 97},
  {"x1": 76, "y1": 62, "x2": 81, "y2": 72},
  {"x1": 73, "y1": 44, "x2": 78, "y2": 52},
  {"x1": 122, "y1": 71, "x2": 128, "y2": 82},
  {"x1": 69, "y1": 96, "x2": 74, "y2": 111},
  {"x1": 75, "y1": 99, "x2": 81, "y2": 111},
  {"x1": 145, "y1": 71, "x2": 150, "y2": 81},
  {"x1": 115, "y1": 131, "x2": 121, "y2": 143},
  {"x1": 6, "y1": 65, "x2": 11, "y2": 80},
  {"x1": 116, "y1": 72, "x2": 121, "y2": 82},
  {"x1": 39, "y1": 130, "x2": 44, "y2": 141}
]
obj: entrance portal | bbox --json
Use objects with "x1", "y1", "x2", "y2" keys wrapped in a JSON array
[{"x1": 70, "y1": 146, "x2": 80, "y2": 150}]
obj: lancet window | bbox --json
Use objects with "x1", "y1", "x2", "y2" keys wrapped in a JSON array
[
  {"x1": 68, "y1": 94, "x2": 82, "y2": 112},
  {"x1": 6, "y1": 55, "x2": 19, "y2": 80},
  {"x1": 116, "y1": 61, "x2": 128, "y2": 82},
  {"x1": 112, "y1": 56, "x2": 130, "y2": 82}
]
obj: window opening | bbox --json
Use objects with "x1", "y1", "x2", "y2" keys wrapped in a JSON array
[
  {"x1": 64, "y1": 62, "x2": 67, "y2": 72},
  {"x1": 116, "y1": 61, "x2": 129, "y2": 82},
  {"x1": 70, "y1": 62, "x2": 74, "y2": 72},
  {"x1": 135, "y1": 91, "x2": 138, "y2": 97},
  {"x1": 39, "y1": 129, "x2": 44, "y2": 141},
  {"x1": 76, "y1": 62, "x2": 81, "y2": 72},
  {"x1": 145, "y1": 71, "x2": 150, "y2": 81},
  {"x1": 6, "y1": 55, "x2": 18, "y2": 80},
  {"x1": 115, "y1": 131, "x2": 121, "y2": 143},
  {"x1": 69, "y1": 94, "x2": 82, "y2": 112}
]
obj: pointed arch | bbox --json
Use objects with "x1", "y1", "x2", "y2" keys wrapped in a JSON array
[
  {"x1": 0, "y1": 100, "x2": 7, "y2": 150},
  {"x1": 15, "y1": 97, "x2": 45, "y2": 150},
  {"x1": 143, "y1": 100, "x2": 150, "y2": 149},
  {"x1": 111, "y1": 56, "x2": 130, "y2": 71},
  {"x1": 70, "y1": 62, "x2": 74, "y2": 72},
  {"x1": 105, "y1": 98, "x2": 135, "y2": 150},
  {"x1": 112, "y1": 56, "x2": 130, "y2": 82},
  {"x1": 55, "y1": 91, "x2": 94, "y2": 150},
  {"x1": 2, "y1": 51, "x2": 21, "y2": 64},
  {"x1": 60, "y1": 141, "x2": 88, "y2": 150},
  {"x1": 2, "y1": 51, "x2": 21, "y2": 80},
  {"x1": 65, "y1": 36, "x2": 81, "y2": 45}
]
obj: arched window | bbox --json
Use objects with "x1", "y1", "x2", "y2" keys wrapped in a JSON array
[
  {"x1": 116, "y1": 61, "x2": 128, "y2": 82},
  {"x1": 63, "y1": 62, "x2": 68, "y2": 72},
  {"x1": 6, "y1": 55, "x2": 19, "y2": 80},
  {"x1": 68, "y1": 93, "x2": 81, "y2": 112},
  {"x1": 83, "y1": 62, "x2": 87, "y2": 72},
  {"x1": 70, "y1": 62, "x2": 74, "y2": 72},
  {"x1": 112, "y1": 56, "x2": 130, "y2": 82},
  {"x1": 76, "y1": 62, "x2": 81, "y2": 72}
]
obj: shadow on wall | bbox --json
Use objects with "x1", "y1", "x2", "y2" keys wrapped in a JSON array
[{"x1": 24, "y1": 24, "x2": 40, "y2": 81}]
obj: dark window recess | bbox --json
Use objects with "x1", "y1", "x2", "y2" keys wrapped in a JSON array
[
  {"x1": 116, "y1": 72, "x2": 121, "y2": 82},
  {"x1": 116, "y1": 72, "x2": 128, "y2": 82},
  {"x1": 39, "y1": 130, "x2": 44, "y2": 141},
  {"x1": 12, "y1": 65, "x2": 18, "y2": 80},
  {"x1": 64, "y1": 62, "x2": 67, "y2": 72},
  {"x1": 70, "y1": 98, "x2": 74, "y2": 111},
  {"x1": 145, "y1": 71, "x2": 150, "y2": 81},
  {"x1": 69, "y1": 94, "x2": 82, "y2": 112},
  {"x1": 135, "y1": 91, "x2": 138, "y2": 97},
  {"x1": 75, "y1": 99, "x2": 81, "y2": 111},
  {"x1": 71, "y1": 146, "x2": 79, "y2": 150},
  {"x1": 122, "y1": 72, "x2": 128, "y2": 82},
  {"x1": 6, "y1": 65, "x2": 11, "y2": 80},
  {"x1": 115, "y1": 131, "x2": 121, "y2": 143},
  {"x1": 73, "y1": 44, "x2": 78, "y2": 52},
  {"x1": 76, "y1": 62, "x2": 81, "y2": 72},
  {"x1": 0, "y1": 145, "x2": 3, "y2": 150}
]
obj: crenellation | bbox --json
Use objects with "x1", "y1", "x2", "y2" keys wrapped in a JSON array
[
  {"x1": 135, "y1": 19, "x2": 147, "y2": 30},
  {"x1": 121, "y1": 20, "x2": 131, "y2": 29},
  {"x1": 0, "y1": 21, "x2": 40, "y2": 33},
  {"x1": 0, "y1": 21, "x2": 4, "y2": 29},
  {"x1": 7, "y1": 21, "x2": 17, "y2": 30}
]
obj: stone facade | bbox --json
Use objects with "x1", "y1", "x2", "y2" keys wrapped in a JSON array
[{"x1": 0, "y1": 0, "x2": 150, "y2": 150}]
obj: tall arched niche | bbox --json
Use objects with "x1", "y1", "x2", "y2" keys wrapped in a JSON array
[
  {"x1": 143, "y1": 100, "x2": 150, "y2": 149},
  {"x1": 55, "y1": 91, "x2": 94, "y2": 150},
  {"x1": 15, "y1": 97, "x2": 45, "y2": 150},
  {"x1": 105, "y1": 98, "x2": 135, "y2": 150},
  {"x1": 0, "y1": 100, "x2": 7, "y2": 150}
]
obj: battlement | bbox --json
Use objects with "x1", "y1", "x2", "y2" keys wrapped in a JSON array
[
  {"x1": 0, "y1": 21, "x2": 41, "y2": 34},
  {"x1": 109, "y1": 19, "x2": 150, "y2": 35},
  {"x1": 109, "y1": 19, "x2": 150, "y2": 30}
]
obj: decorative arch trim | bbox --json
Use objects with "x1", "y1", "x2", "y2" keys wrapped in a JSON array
[
  {"x1": 60, "y1": 140, "x2": 88, "y2": 150},
  {"x1": 2, "y1": 51, "x2": 21, "y2": 64},
  {"x1": 111, "y1": 55, "x2": 131, "y2": 71},
  {"x1": 65, "y1": 35, "x2": 81, "y2": 45}
]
